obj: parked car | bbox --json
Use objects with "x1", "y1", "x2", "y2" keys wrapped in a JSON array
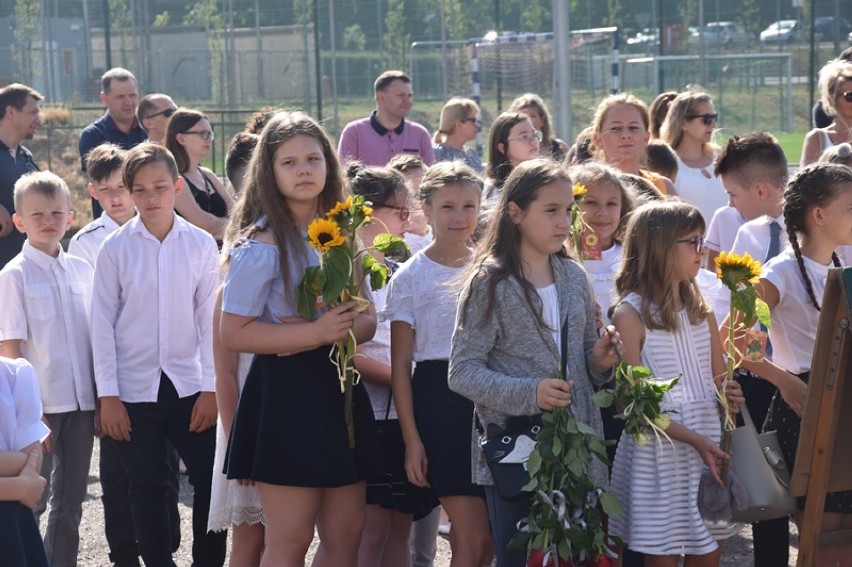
[
  {"x1": 695, "y1": 21, "x2": 751, "y2": 47},
  {"x1": 814, "y1": 16, "x2": 852, "y2": 42},
  {"x1": 760, "y1": 20, "x2": 799, "y2": 43},
  {"x1": 626, "y1": 28, "x2": 659, "y2": 47}
]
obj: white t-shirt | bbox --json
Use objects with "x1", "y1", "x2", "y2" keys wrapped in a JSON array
[
  {"x1": 731, "y1": 215, "x2": 787, "y2": 262},
  {"x1": 705, "y1": 206, "x2": 744, "y2": 253},
  {"x1": 380, "y1": 250, "x2": 466, "y2": 361},
  {"x1": 674, "y1": 155, "x2": 730, "y2": 226},
  {"x1": 536, "y1": 283, "x2": 561, "y2": 349},
  {"x1": 0, "y1": 357, "x2": 50, "y2": 452},
  {"x1": 762, "y1": 249, "x2": 835, "y2": 374},
  {"x1": 404, "y1": 229, "x2": 432, "y2": 256},
  {"x1": 584, "y1": 243, "x2": 623, "y2": 325}
]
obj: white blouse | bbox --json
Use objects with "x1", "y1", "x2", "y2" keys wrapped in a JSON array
[{"x1": 380, "y1": 250, "x2": 467, "y2": 361}]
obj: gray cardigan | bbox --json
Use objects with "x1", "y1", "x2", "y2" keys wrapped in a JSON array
[{"x1": 448, "y1": 254, "x2": 610, "y2": 488}]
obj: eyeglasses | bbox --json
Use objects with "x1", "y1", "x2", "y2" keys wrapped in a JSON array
[
  {"x1": 183, "y1": 130, "x2": 215, "y2": 141},
  {"x1": 507, "y1": 130, "x2": 543, "y2": 144},
  {"x1": 676, "y1": 235, "x2": 705, "y2": 253},
  {"x1": 687, "y1": 113, "x2": 718, "y2": 126},
  {"x1": 146, "y1": 107, "x2": 176, "y2": 120},
  {"x1": 376, "y1": 204, "x2": 410, "y2": 222},
  {"x1": 840, "y1": 91, "x2": 852, "y2": 103}
]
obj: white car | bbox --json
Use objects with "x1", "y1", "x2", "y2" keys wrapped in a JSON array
[
  {"x1": 760, "y1": 20, "x2": 799, "y2": 43},
  {"x1": 701, "y1": 21, "x2": 751, "y2": 46}
]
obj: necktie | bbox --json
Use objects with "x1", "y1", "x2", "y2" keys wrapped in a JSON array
[
  {"x1": 765, "y1": 221, "x2": 781, "y2": 264},
  {"x1": 762, "y1": 220, "x2": 782, "y2": 357}
]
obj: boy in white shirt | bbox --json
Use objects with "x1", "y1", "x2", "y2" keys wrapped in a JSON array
[
  {"x1": 715, "y1": 131, "x2": 790, "y2": 567},
  {"x1": 92, "y1": 143, "x2": 225, "y2": 566},
  {"x1": 70, "y1": 143, "x2": 184, "y2": 567},
  {"x1": 0, "y1": 171, "x2": 96, "y2": 567},
  {"x1": 68, "y1": 144, "x2": 135, "y2": 267}
]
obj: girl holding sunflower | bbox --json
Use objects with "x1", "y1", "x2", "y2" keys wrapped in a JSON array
[
  {"x1": 730, "y1": 163, "x2": 852, "y2": 565},
  {"x1": 609, "y1": 201, "x2": 744, "y2": 565},
  {"x1": 382, "y1": 161, "x2": 494, "y2": 566},
  {"x1": 218, "y1": 111, "x2": 381, "y2": 567}
]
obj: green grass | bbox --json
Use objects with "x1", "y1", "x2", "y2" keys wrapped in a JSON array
[{"x1": 773, "y1": 132, "x2": 805, "y2": 165}]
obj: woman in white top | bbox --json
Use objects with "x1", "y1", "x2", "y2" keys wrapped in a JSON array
[
  {"x1": 800, "y1": 59, "x2": 852, "y2": 166},
  {"x1": 660, "y1": 91, "x2": 729, "y2": 224}
]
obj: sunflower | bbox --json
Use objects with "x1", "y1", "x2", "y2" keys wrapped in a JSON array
[
  {"x1": 361, "y1": 204, "x2": 373, "y2": 217},
  {"x1": 715, "y1": 251, "x2": 762, "y2": 291},
  {"x1": 326, "y1": 196, "x2": 354, "y2": 220},
  {"x1": 572, "y1": 183, "x2": 588, "y2": 198},
  {"x1": 307, "y1": 218, "x2": 346, "y2": 252}
]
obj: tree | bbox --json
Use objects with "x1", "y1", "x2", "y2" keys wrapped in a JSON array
[
  {"x1": 343, "y1": 23, "x2": 366, "y2": 51},
  {"x1": 12, "y1": 0, "x2": 39, "y2": 86},
  {"x1": 383, "y1": 0, "x2": 409, "y2": 69},
  {"x1": 184, "y1": 0, "x2": 227, "y2": 103}
]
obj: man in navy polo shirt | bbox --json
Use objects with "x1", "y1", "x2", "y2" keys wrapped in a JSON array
[
  {"x1": 79, "y1": 68, "x2": 147, "y2": 218},
  {"x1": 0, "y1": 83, "x2": 41, "y2": 269},
  {"x1": 338, "y1": 70, "x2": 435, "y2": 167}
]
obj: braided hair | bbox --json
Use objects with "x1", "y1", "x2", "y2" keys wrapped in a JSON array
[{"x1": 783, "y1": 162, "x2": 852, "y2": 310}]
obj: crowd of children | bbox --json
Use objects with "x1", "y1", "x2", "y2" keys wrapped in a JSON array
[{"x1": 1, "y1": 64, "x2": 852, "y2": 567}]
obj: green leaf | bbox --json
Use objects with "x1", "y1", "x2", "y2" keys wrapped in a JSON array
[
  {"x1": 296, "y1": 266, "x2": 323, "y2": 320},
  {"x1": 552, "y1": 435, "x2": 562, "y2": 457},
  {"x1": 526, "y1": 449, "x2": 542, "y2": 478},
  {"x1": 362, "y1": 254, "x2": 389, "y2": 291},
  {"x1": 600, "y1": 491, "x2": 624, "y2": 518},
  {"x1": 567, "y1": 458, "x2": 584, "y2": 476},
  {"x1": 373, "y1": 233, "x2": 409, "y2": 255},
  {"x1": 592, "y1": 389, "x2": 615, "y2": 408},
  {"x1": 755, "y1": 297, "x2": 771, "y2": 328},
  {"x1": 322, "y1": 246, "x2": 352, "y2": 301},
  {"x1": 575, "y1": 420, "x2": 597, "y2": 436},
  {"x1": 541, "y1": 411, "x2": 555, "y2": 424}
]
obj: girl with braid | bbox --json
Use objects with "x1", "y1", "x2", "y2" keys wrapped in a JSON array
[{"x1": 734, "y1": 162, "x2": 852, "y2": 566}]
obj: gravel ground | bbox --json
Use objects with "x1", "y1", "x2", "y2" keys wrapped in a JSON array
[{"x1": 58, "y1": 441, "x2": 800, "y2": 566}]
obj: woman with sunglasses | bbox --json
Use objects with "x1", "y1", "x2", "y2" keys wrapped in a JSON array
[
  {"x1": 433, "y1": 97, "x2": 483, "y2": 173},
  {"x1": 165, "y1": 108, "x2": 234, "y2": 243},
  {"x1": 660, "y1": 91, "x2": 728, "y2": 224},
  {"x1": 800, "y1": 58, "x2": 852, "y2": 167}
]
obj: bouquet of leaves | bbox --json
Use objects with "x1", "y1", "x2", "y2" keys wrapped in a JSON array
[
  {"x1": 593, "y1": 359, "x2": 680, "y2": 447},
  {"x1": 714, "y1": 251, "x2": 770, "y2": 480},
  {"x1": 296, "y1": 195, "x2": 407, "y2": 447},
  {"x1": 511, "y1": 369, "x2": 623, "y2": 567}
]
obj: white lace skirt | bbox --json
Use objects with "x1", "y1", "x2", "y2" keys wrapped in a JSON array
[{"x1": 207, "y1": 354, "x2": 264, "y2": 532}]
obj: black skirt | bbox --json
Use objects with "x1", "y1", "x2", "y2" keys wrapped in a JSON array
[
  {"x1": 225, "y1": 347, "x2": 382, "y2": 487},
  {"x1": 412, "y1": 360, "x2": 485, "y2": 499},
  {"x1": 765, "y1": 371, "x2": 852, "y2": 513},
  {"x1": 0, "y1": 502, "x2": 49, "y2": 567}
]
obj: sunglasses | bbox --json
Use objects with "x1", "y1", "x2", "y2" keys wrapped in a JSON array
[
  {"x1": 508, "y1": 130, "x2": 543, "y2": 144},
  {"x1": 687, "y1": 112, "x2": 718, "y2": 126},
  {"x1": 376, "y1": 204, "x2": 410, "y2": 222},
  {"x1": 183, "y1": 130, "x2": 215, "y2": 141},
  {"x1": 840, "y1": 91, "x2": 852, "y2": 103},
  {"x1": 676, "y1": 235, "x2": 705, "y2": 254},
  {"x1": 146, "y1": 107, "x2": 176, "y2": 120}
]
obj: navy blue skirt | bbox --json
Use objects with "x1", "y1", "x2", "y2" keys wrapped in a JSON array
[
  {"x1": 0, "y1": 501, "x2": 48, "y2": 567},
  {"x1": 412, "y1": 359, "x2": 484, "y2": 499},
  {"x1": 225, "y1": 347, "x2": 382, "y2": 487}
]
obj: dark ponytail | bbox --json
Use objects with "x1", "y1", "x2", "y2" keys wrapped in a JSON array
[{"x1": 783, "y1": 162, "x2": 852, "y2": 310}]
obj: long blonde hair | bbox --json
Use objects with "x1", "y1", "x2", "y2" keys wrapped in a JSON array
[
  {"x1": 433, "y1": 97, "x2": 479, "y2": 143},
  {"x1": 615, "y1": 201, "x2": 710, "y2": 331},
  {"x1": 659, "y1": 90, "x2": 713, "y2": 151}
]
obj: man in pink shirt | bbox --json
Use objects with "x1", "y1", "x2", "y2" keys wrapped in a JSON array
[{"x1": 338, "y1": 70, "x2": 436, "y2": 167}]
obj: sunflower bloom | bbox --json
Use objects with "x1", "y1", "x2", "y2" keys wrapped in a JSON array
[
  {"x1": 361, "y1": 204, "x2": 373, "y2": 217},
  {"x1": 572, "y1": 183, "x2": 588, "y2": 198},
  {"x1": 715, "y1": 251, "x2": 762, "y2": 291},
  {"x1": 307, "y1": 218, "x2": 346, "y2": 252},
  {"x1": 326, "y1": 196, "x2": 354, "y2": 220}
]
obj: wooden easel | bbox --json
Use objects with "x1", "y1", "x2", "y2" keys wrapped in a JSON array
[{"x1": 792, "y1": 267, "x2": 852, "y2": 566}]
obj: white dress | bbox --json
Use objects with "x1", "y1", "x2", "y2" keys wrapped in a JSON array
[
  {"x1": 584, "y1": 243, "x2": 622, "y2": 326},
  {"x1": 673, "y1": 153, "x2": 729, "y2": 225},
  {"x1": 609, "y1": 293, "x2": 722, "y2": 556},
  {"x1": 208, "y1": 352, "x2": 264, "y2": 532}
]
